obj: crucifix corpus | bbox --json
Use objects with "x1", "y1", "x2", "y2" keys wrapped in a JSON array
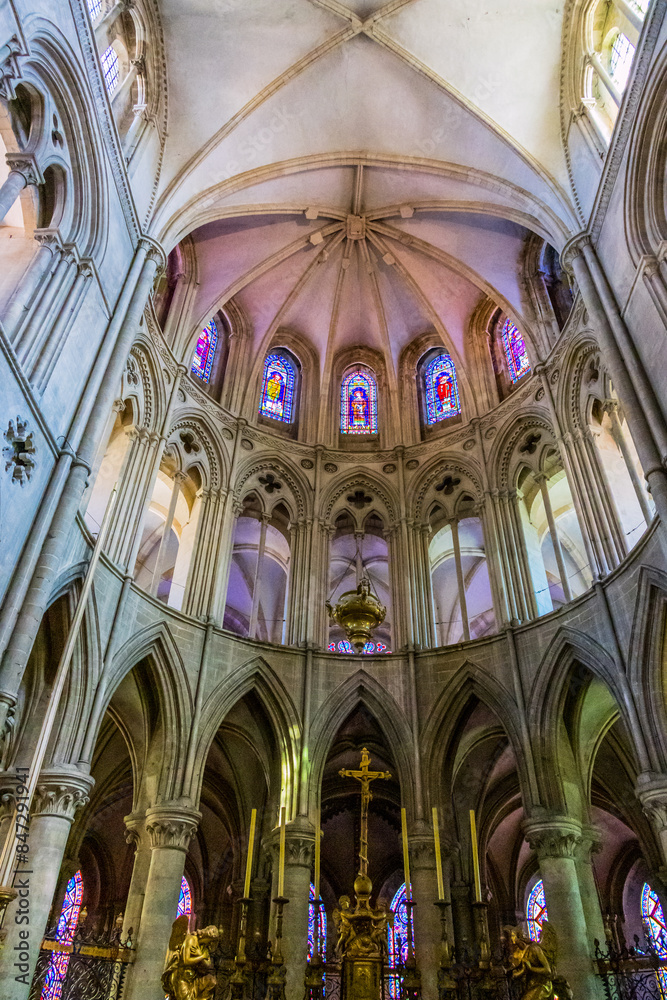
[{"x1": 339, "y1": 747, "x2": 391, "y2": 878}]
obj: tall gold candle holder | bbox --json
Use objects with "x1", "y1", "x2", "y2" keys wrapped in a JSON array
[{"x1": 265, "y1": 895, "x2": 288, "y2": 1000}]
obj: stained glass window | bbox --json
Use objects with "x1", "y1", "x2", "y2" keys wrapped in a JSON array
[
  {"x1": 642, "y1": 883, "x2": 667, "y2": 994},
  {"x1": 630, "y1": 0, "x2": 649, "y2": 12},
  {"x1": 526, "y1": 879, "x2": 548, "y2": 942},
  {"x1": 260, "y1": 354, "x2": 296, "y2": 423},
  {"x1": 610, "y1": 33, "x2": 635, "y2": 91},
  {"x1": 101, "y1": 46, "x2": 120, "y2": 94},
  {"x1": 87, "y1": 0, "x2": 102, "y2": 17},
  {"x1": 177, "y1": 876, "x2": 192, "y2": 918},
  {"x1": 341, "y1": 370, "x2": 378, "y2": 435},
  {"x1": 191, "y1": 319, "x2": 218, "y2": 383},
  {"x1": 501, "y1": 319, "x2": 531, "y2": 383},
  {"x1": 423, "y1": 354, "x2": 460, "y2": 425},
  {"x1": 338, "y1": 640, "x2": 353, "y2": 654},
  {"x1": 41, "y1": 870, "x2": 84, "y2": 1000},
  {"x1": 308, "y1": 883, "x2": 326, "y2": 960},
  {"x1": 388, "y1": 883, "x2": 409, "y2": 999}
]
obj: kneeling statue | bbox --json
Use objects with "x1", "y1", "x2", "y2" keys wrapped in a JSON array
[{"x1": 162, "y1": 915, "x2": 221, "y2": 1000}]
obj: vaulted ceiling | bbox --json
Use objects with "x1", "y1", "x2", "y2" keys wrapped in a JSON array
[{"x1": 150, "y1": 0, "x2": 579, "y2": 378}]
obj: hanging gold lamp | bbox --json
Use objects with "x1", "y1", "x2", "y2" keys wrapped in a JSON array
[{"x1": 326, "y1": 578, "x2": 386, "y2": 652}]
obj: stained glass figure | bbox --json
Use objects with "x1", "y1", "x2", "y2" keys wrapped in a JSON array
[
  {"x1": 308, "y1": 883, "x2": 326, "y2": 960},
  {"x1": 260, "y1": 354, "x2": 296, "y2": 423},
  {"x1": 191, "y1": 319, "x2": 218, "y2": 383},
  {"x1": 177, "y1": 876, "x2": 192, "y2": 918},
  {"x1": 501, "y1": 319, "x2": 531, "y2": 383},
  {"x1": 101, "y1": 46, "x2": 120, "y2": 94},
  {"x1": 526, "y1": 879, "x2": 548, "y2": 942},
  {"x1": 424, "y1": 354, "x2": 460, "y2": 424},
  {"x1": 41, "y1": 870, "x2": 84, "y2": 1000},
  {"x1": 341, "y1": 370, "x2": 378, "y2": 435},
  {"x1": 388, "y1": 883, "x2": 409, "y2": 999}
]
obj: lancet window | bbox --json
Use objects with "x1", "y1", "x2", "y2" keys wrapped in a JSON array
[
  {"x1": 41, "y1": 871, "x2": 84, "y2": 1000},
  {"x1": 101, "y1": 46, "x2": 120, "y2": 94},
  {"x1": 388, "y1": 883, "x2": 408, "y2": 998},
  {"x1": 177, "y1": 876, "x2": 193, "y2": 918},
  {"x1": 423, "y1": 353, "x2": 461, "y2": 424},
  {"x1": 501, "y1": 320, "x2": 531, "y2": 383},
  {"x1": 641, "y1": 883, "x2": 667, "y2": 993},
  {"x1": 581, "y1": 0, "x2": 644, "y2": 141},
  {"x1": 191, "y1": 319, "x2": 218, "y2": 383},
  {"x1": 260, "y1": 353, "x2": 297, "y2": 424},
  {"x1": 526, "y1": 880, "x2": 548, "y2": 943},
  {"x1": 308, "y1": 883, "x2": 326, "y2": 960},
  {"x1": 341, "y1": 369, "x2": 378, "y2": 435}
]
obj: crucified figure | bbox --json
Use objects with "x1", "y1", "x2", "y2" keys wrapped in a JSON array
[{"x1": 339, "y1": 748, "x2": 391, "y2": 877}]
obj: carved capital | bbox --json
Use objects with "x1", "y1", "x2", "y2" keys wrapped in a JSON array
[
  {"x1": 637, "y1": 774, "x2": 667, "y2": 833},
  {"x1": 0, "y1": 37, "x2": 26, "y2": 101},
  {"x1": 33, "y1": 771, "x2": 94, "y2": 821},
  {"x1": 524, "y1": 816, "x2": 582, "y2": 859},
  {"x1": 138, "y1": 237, "x2": 167, "y2": 275},
  {"x1": 264, "y1": 817, "x2": 315, "y2": 869},
  {"x1": 145, "y1": 804, "x2": 200, "y2": 851},
  {"x1": 560, "y1": 232, "x2": 592, "y2": 277},
  {"x1": 124, "y1": 811, "x2": 147, "y2": 848},
  {"x1": 5, "y1": 152, "x2": 44, "y2": 187}
]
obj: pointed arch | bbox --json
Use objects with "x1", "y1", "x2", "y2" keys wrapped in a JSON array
[
  {"x1": 627, "y1": 565, "x2": 667, "y2": 772},
  {"x1": 420, "y1": 661, "x2": 534, "y2": 810},
  {"x1": 308, "y1": 670, "x2": 415, "y2": 819},
  {"x1": 193, "y1": 655, "x2": 301, "y2": 810}
]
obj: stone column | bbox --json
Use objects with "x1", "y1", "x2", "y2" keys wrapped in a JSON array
[
  {"x1": 575, "y1": 827, "x2": 606, "y2": 949},
  {"x1": 249, "y1": 514, "x2": 270, "y2": 638},
  {"x1": 524, "y1": 816, "x2": 604, "y2": 1000},
  {"x1": 267, "y1": 818, "x2": 314, "y2": 1000},
  {"x1": 606, "y1": 402, "x2": 654, "y2": 525},
  {"x1": 534, "y1": 474, "x2": 572, "y2": 602},
  {"x1": 0, "y1": 154, "x2": 41, "y2": 223},
  {"x1": 150, "y1": 471, "x2": 187, "y2": 595},
  {"x1": 450, "y1": 519, "x2": 470, "y2": 641},
  {"x1": 123, "y1": 804, "x2": 200, "y2": 1000},
  {"x1": 0, "y1": 770, "x2": 92, "y2": 1000},
  {"x1": 121, "y1": 812, "x2": 152, "y2": 946},
  {"x1": 409, "y1": 833, "x2": 443, "y2": 1000},
  {"x1": 636, "y1": 775, "x2": 667, "y2": 878},
  {"x1": 182, "y1": 487, "x2": 226, "y2": 620}
]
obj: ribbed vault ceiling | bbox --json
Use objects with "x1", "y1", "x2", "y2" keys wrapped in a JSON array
[{"x1": 152, "y1": 1, "x2": 578, "y2": 384}]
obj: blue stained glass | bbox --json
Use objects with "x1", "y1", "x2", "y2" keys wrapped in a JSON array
[
  {"x1": 260, "y1": 354, "x2": 296, "y2": 423},
  {"x1": 526, "y1": 879, "x2": 548, "y2": 942},
  {"x1": 424, "y1": 354, "x2": 460, "y2": 424},
  {"x1": 308, "y1": 883, "x2": 326, "y2": 960},
  {"x1": 362, "y1": 642, "x2": 375, "y2": 654},
  {"x1": 338, "y1": 640, "x2": 353, "y2": 654},
  {"x1": 388, "y1": 883, "x2": 409, "y2": 999},
  {"x1": 177, "y1": 876, "x2": 192, "y2": 918},
  {"x1": 41, "y1": 871, "x2": 84, "y2": 1000},
  {"x1": 101, "y1": 46, "x2": 120, "y2": 94},
  {"x1": 642, "y1": 883, "x2": 667, "y2": 994},
  {"x1": 328, "y1": 642, "x2": 336, "y2": 652},
  {"x1": 87, "y1": 0, "x2": 102, "y2": 17},
  {"x1": 501, "y1": 319, "x2": 530, "y2": 383},
  {"x1": 191, "y1": 319, "x2": 218, "y2": 383},
  {"x1": 341, "y1": 370, "x2": 378, "y2": 435}
]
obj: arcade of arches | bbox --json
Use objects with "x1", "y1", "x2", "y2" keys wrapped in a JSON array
[{"x1": 4, "y1": 2, "x2": 667, "y2": 1000}]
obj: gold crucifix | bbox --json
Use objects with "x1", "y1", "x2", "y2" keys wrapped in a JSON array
[{"x1": 340, "y1": 748, "x2": 391, "y2": 878}]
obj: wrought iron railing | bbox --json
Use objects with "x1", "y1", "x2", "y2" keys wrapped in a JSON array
[
  {"x1": 595, "y1": 937, "x2": 667, "y2": 1000},
  {"x1": 28, "y1": 933, "x2": 134, "y2": 1000}
]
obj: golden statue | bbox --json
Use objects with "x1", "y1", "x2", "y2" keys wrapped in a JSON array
[
  {"x1": 162, "y1": 915, "x2": 221, "y2": 1000},
  {"x1": 505, "y1": 922, "x2": 557, "y2": 1000}
]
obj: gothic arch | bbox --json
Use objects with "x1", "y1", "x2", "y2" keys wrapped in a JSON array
[
  {"x1": 235, "y1": 453, "x2": 310, "y2": 521},
  {"x1": 410, "y1": 454, "x2": 484, "y2": 525},
  {"x1": 627, "y1": 565, "x2": 667, "y2": 772},
  {"x1": 489, "y1": 409, "x2": 557, "y2": 490},
  {"x1": 322, "y1": 470, "x2": 398, "y2": 526},
  {"x1": 166, "y1": 409, "x2": 229, "y2": 490},
  {"x1": 308, "y1": 670, "x2": 415, "y2": 820},
  {"x1": 193, "y1": 655, "x2": 301, "y2": 811}
]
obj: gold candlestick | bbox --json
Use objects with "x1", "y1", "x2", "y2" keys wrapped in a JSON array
[
  {"x1": 277, "y1": 806, "x2": 286, "y2": 898},
  {"x1": 401, "y1": 807, "x2": 411, "y2": 894},
  {"x1": 469, "y1": 809, "x2": 482, "y2": 903},
  {"x1": 314, "y1": 810, "x2": 321, "y2": 901},
  {"x1": 243, "y1": 808, "x2": 257, "y2": 899},
  {"x1": 431, "y1": 806, "x2": 444, "y2": 901}
]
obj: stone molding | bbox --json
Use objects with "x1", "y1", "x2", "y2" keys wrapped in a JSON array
[
  {"x1": 524, "y1": 816, "x2": 583, "y2": 859},
  {"x1": 32, "y1": 771, "x2": 94, "y2": 822},
  {"x1": 264, "y1": 816, "x2": 315, "y2": 869},
  {"x1": 145, "y1": 804, "x2": 201, "y2": 851},
  {"x1": 636, "y1": 774, "x2": 667, "y2": 832}
]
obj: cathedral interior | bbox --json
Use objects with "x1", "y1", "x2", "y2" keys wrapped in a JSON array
[{"x1": 2, "y1": 2, "x2": 667, "y2": 1000}]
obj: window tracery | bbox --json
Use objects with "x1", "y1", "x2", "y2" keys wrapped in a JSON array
[
  {"x1": 41, "y1": 870, "x2": 84, "y2": 1000},
  {"x1": 526, "y1": 879, "x2": 548, "y2": 943},
  {"x1": 86, "y1": 0, "x2": 102, "y2": 18},
  {"x1": 191, "y1": 319, "x2": 218, "y2": 383},
  {"x1": 260, "y1": 353, "x2": 297, "y2": 424},
  {"x1": 423, "y1": 353, "x2": 461, "y2": 424},
  {"x1": 641, "y1": 883, "x2": 667, "y2": 992},
  {"x1": 341, "y1": 369, "x2": 378, "y2": 435}
]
